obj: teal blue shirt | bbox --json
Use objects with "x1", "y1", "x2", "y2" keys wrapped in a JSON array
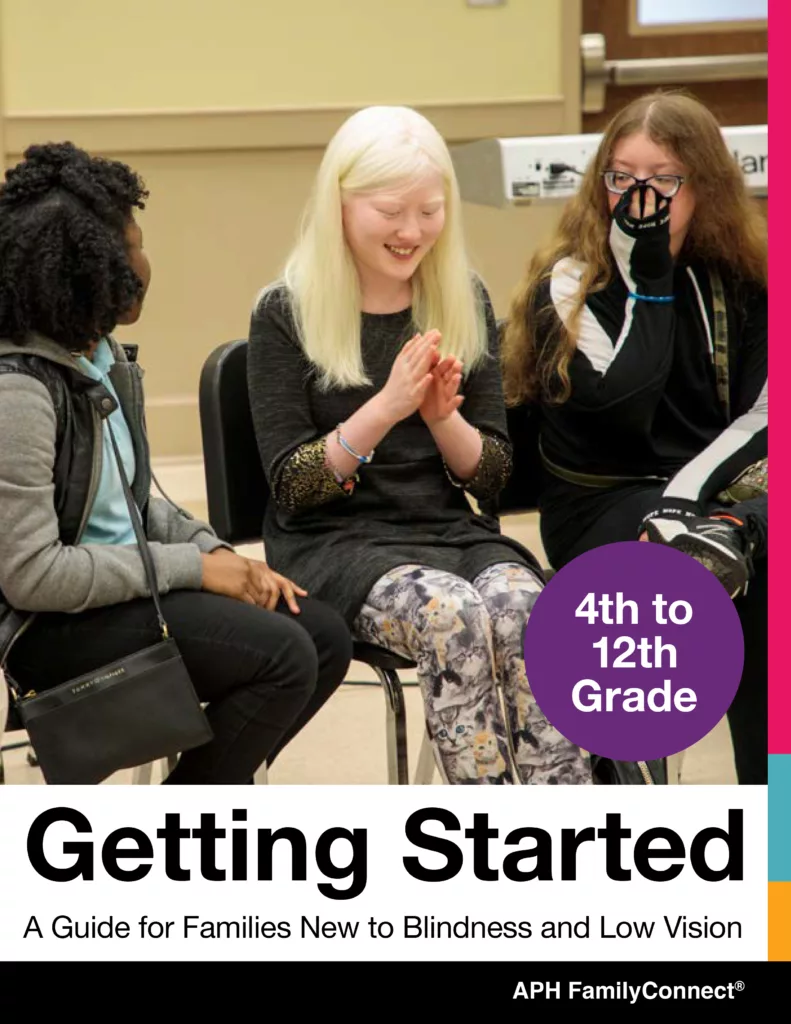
[{"x1": 76, "y1": 339, "x2": 137, "y2": 546}]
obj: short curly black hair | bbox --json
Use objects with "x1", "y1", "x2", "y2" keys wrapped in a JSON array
[{"x1": 0, "y1": 141, "x2": 149, "y2": 351}]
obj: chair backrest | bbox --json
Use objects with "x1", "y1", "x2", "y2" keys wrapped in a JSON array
[
  {"x1": 198, "y1": 339, "x2": 269, "y2": 546},
  {"x1": 486, "y1": 318, "x2": 544, "y2": 517},
  {"x1": 492, "y1": 402, "x2": 544, "y2": 516},
  {"x1": 1, "y1": 669, "x2": 8, "y2": 737}
]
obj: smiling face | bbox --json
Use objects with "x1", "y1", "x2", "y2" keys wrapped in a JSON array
[
  {"x1": 341, "y1": 171, "x2": 446, "y2": 305},
  {"x1": 606, "y1": 131, "x2": 695, "y2": 256}
]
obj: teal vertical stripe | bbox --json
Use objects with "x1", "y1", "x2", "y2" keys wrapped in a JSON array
[{"x1": 769, "y1": 755, "x2": 791, "y2": 881}]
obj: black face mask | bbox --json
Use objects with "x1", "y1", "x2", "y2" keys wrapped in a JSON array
[{"x1": 615, "y1": 182, "x2": 672, "y2": 220}]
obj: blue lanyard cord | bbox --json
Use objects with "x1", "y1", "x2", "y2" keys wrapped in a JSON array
[{"x1": 628, "y1": 292, "x2": 674, "y2": 303}]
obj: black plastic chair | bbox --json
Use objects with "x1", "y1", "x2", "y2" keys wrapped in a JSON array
[{"x1": 198, "y1": 339, "x2": 416, "y2": 784}]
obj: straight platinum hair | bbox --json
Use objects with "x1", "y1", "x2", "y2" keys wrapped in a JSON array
[{"x1": 258, "y1": 105, "x2": 487, "y2": 389}]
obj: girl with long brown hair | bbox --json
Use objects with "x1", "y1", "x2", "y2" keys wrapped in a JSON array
[{"x1": 502, "y1": 91, "x2": 767, "y2": 784}]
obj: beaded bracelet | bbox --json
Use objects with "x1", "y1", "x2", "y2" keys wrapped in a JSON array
[
  {"x1": 335, "y1": 424, "x2": 375, "y2": 464},
  {"x1": 326, "y1": 450, "x2": 358, "y2": 494},
  {"x1": 628, "y1": 292, "x2": 674, "y2": 303}
]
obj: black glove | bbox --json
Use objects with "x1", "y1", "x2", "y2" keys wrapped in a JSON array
[
  {"x1": 611, "y1": 185, "x2": 675, "y2": 289},
  {"x1": 614, "y1": 183, "x2": 673, "y2": 229}
]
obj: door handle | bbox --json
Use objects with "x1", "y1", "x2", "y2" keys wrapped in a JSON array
[{"x1": 582, "y1": 33, "x2": 767, "y2": 114}]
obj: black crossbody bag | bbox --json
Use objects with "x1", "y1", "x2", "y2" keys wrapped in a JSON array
[{"x1": 3, "y1": 422, "x2": 213, "y2": 784}]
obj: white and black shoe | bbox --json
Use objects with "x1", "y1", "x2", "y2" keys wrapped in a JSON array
[{"x1": 644, "y1": 515, "x2": 751, "y2": 599}]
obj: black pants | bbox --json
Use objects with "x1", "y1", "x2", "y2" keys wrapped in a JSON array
[
  {"x1": 7, "y1": 592, "x2": 353, "y2": 784},
  {"x1": 541, "y1": 481, "x2": 768, "y2": 785}
]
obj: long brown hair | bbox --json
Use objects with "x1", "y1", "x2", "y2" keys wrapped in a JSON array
[{"x1": 501, "y1": 90, "x2": 767, "y2": 406}]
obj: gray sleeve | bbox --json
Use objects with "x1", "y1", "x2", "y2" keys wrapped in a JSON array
[
  {"x1": 0, "y1": 375, "x2": 205, "y2": 614},
  {"x1": 145, "y1": 495, "x2": 232, "y2": 554}
]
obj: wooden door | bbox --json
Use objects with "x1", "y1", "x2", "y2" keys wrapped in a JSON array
[{"x1": 582, "y1": 0, "x2": 767, "y2": 132}]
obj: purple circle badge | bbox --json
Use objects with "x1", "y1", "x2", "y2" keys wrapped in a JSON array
[{"x1": 523, "y1": 542, "x2": 744, "y2": 761}]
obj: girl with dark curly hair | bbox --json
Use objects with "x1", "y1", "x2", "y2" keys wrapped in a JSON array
[{"x1": 0, "y1": 142, "x2": 352, "y2": 784}]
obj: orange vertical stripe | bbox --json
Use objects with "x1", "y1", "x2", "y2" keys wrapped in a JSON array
[{"x1": 769, "y1": 883, "x2": 791, "y2": 960}]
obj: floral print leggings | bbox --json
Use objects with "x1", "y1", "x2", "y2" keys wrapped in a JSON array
[{"x1": 353, "y1": 562, "x2": 591, "y2": 785}]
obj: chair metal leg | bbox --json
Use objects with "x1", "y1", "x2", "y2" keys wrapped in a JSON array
[
  {"x1": 0, "y1": 673, "x2": 7, "y2": 784},
  {"x1": 157, "y1": 754, "x2": 179, "y2": 783},
  {"x1": 666, "y1": 750, "x2": 684, "y2": 785},
  {"x1": 414, "y1": 728, "x2": 436, "y2": 784},
  {"x1": 0, "y1": 743, "x2": 40, "y2": 783},
  {"x1": 373, "y1": 666, "x2": 409, "y2": 784},
  {"x1": 132, "y1": 761, "x2": 153, "y2": 785}
]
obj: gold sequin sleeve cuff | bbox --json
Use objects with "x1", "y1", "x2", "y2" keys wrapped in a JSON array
[
  {"x1": 444, "y1": 429, "x2": 513, "y2": 501},
  {"x1": 276, "y1": 437, "x2": 356, "y2": 513}
]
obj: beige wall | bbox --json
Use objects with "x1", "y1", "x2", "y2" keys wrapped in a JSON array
[
  {"x1": 3, "y1": 0, "x2": 563, "y2": 111},
  {"x1": 1, "y1": 0, "x2": 581, "y2": 458}
]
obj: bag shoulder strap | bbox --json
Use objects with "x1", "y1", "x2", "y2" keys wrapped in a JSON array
[
  {"x1": 708, "y1": 267, "x2": 730, "y2": 422},
  {"x1": 106, "y1": 417, "x2": 170, "y2": 640}
]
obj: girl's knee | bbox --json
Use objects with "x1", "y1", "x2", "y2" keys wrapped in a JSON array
[
  {"x1": 417, "y1": 578, "x2": 489, "y2": 634},
  {"x1": 267, "y1": 617, "x2": 321, "y2": 700},
  {"x1": 478, "y1": 565, "x2": 543, "y2": 608},
  {"x1": 302, "y1": 602, "x2": 354, "y2": 679}
]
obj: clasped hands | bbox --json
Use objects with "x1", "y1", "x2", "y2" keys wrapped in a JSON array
[
  {"x1": 199, "y1": 336, "x2": 464, "y2": 612},
  {"x1": 380, "y1": 329, "x2": 463, "y2": 427}
]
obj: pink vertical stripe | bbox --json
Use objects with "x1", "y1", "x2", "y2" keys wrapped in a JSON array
[{"x1": 768, "y1": 0, "x2": 783, "y2": 751}]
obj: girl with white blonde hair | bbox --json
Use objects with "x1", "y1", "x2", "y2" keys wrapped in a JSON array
[{"x1": 248, "y1": 105, "x2": 590, "y2": 785}]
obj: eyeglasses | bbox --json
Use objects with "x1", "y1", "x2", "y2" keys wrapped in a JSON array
[{"x1": 602, "y1": 171, "x2": 686, "y2": 198}]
